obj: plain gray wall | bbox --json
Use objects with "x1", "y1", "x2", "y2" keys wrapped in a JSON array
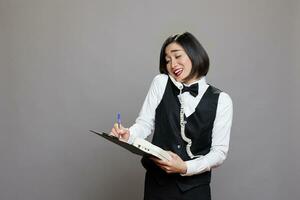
[{"x1": 1, "y1": 0, "x2": 299, "y2": 199}]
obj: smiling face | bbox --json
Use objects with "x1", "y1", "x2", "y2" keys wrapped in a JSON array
[{"x1": 165, "y1": 42, "x2": 196, "y2": 84}]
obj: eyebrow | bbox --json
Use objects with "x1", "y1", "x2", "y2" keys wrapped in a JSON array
[
  {"x1": 170, "y1": 49, "x2": 183, "y2": 53},
  {"x1": 165, "y1": 49, "x2": 183, "y2": 58}
]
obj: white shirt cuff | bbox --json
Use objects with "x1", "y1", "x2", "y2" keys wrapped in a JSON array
[{"x1": 181, "y1": 157, "x2": 211, "y2": 176}]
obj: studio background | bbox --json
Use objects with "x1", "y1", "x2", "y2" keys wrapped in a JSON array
[{"x1": 0, "y1": 0, "x2": 299, "y2": 199}]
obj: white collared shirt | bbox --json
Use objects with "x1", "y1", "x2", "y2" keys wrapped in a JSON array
[{"x1": 129, "y1": 74, "x2": 233, "y2": 176}]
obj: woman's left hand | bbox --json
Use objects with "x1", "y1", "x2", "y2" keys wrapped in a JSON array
[{"x1": 150, "y1": 151, "x2": 187, "y2": 174}]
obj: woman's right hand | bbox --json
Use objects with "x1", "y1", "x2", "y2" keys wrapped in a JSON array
[{"x1": 110, "y1": 123, "x2": 130, "y2": 142}]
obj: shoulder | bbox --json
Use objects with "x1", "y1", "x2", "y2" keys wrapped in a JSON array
[
  {"x1": 209, "y1": 85, "x2": 222, "y2": 95},
  {"x1": 218, "y1": 92, "x2": 233, "y2": 108},
  {"x1": 150, "y1": 74, "x2": 169, "y2": 89},
  {"x1": 144, "y1": 74, "x2": 169, "y2": 105},
  {"x1": 152, "y1": 74, "x2": 168, "y2": 84},
  {"x1": 208, "y1": 85, "x2": 232, "y2": 106}
]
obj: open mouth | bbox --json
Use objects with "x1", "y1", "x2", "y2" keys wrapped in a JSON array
[{"x1": 173, "y1": 68, "x2": 183, "y2": 77}]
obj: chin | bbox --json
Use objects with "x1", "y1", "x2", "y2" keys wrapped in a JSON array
[
  {"x1": 177, "y1": 79, "x2": 184, "y2": 83},
  {"x1": 173, "y1": 77, "x2": 182, "y2": 82},
  {"x1": 175, "y1": 76, "x2": 186, "y2": 83},
  {"x1": 170, "y1": 74, "x2": 185, "y2": 83}
]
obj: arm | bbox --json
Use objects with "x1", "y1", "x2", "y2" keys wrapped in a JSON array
[
  {"x1": 150, "y1": 92, "x2": 233, "y2": 175},
  {"x1": 128, "y1": 75, "x2": 167, "y2": 143},
  {"x1": 182, "y1": 92, "x2": 233, "y2": 176},
  {"x1": 111, "y1": 75, "x2": 167, "y2": 143}
]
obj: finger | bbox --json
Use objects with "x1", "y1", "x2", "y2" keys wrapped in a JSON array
[
  {"x1": 167, "y1": 151, "x2": 176, "y2": 156},
  {"x1": 119, "y1": 129, "x2": 127, "y2": 136},
  {"x1": 116, "y1": 128, "x2": 127, "y2": 139},
  {"x1": 167, "y1": 151, "x2": 178, "y2": 158},
  {"x1": 110, "y1": 131, "x2": 118, "y2": 137},
  {"x1": 154, "y1": 162, "x2": 167, "y2": 169},
  {"x1": 151, "y1": 159, "x2": 170, "y2": 167},
  {"x1": 150, "y1": 157, "x2": 164, "y2": 163},
  {"x1": 111, "y1": 128, "x2": 120, "y2": 137},
  {"x1": 166, "y1": 169, "x2": 174, "y2": 174},
  {"x1": 114, "y1": 123, "x2": 120, "y2": 130},
  {"x1": 161, "y1": 165, "x2": 173, "y2": 173},
  {"x1": 113, "y1": 124, "x2": 125, "y2": 136},
  {"x1": 109, "y1": 131, "x2": 114, "y2": 136},
  {"x1": 149, "y1": 157, "x2": 160, "y2": 165}
]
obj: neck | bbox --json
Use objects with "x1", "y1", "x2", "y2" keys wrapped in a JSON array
[{"x1": 183, "y1": 76, "x2": 201, "y2": 85}]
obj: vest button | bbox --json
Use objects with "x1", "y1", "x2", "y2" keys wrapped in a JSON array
[{"x1": 177, "y1": 145, "x2": 181, "y2": 149}]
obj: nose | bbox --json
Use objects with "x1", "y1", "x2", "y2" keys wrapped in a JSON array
[{"x1": 170, "y1": 58, "x2": 177, "y2": 68}]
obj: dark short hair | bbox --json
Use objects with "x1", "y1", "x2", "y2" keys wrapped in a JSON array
[{"x1": 159, "y1": 32, "x2": 209, "y2": 81}]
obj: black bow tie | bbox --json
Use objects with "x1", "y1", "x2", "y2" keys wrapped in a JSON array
[{"x1": 181, "y1": 83, "x2": 199, "y2": 97}]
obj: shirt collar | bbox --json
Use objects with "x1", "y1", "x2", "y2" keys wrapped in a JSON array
[{"x1": 169, "y1": 75, "x2": 207, "y2": 92}]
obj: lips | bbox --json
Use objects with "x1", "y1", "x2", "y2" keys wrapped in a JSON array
[{"x1": 173, "y1": 68, "x2": 183, "y2": 77}]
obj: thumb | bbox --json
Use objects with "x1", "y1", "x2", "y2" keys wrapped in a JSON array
[
  {"x1": 119, "y1": 127, "x2": 129, "y2": 134},
  {"x1": 167, "y1": 151, "x2": 178, "y2": 158}
]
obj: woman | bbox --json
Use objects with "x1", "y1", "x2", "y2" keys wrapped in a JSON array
[{"x1": 111, "y1": 32, "x2": 233, "y2": 200}]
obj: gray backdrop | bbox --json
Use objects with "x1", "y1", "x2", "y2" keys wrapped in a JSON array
[{"x1": 1, "y1": 0, "x2": 299, "y2": 199}]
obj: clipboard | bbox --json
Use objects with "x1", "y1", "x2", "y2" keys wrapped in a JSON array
[{"x1": 89, "y1": 130, "x2": 171, "y2": 161}]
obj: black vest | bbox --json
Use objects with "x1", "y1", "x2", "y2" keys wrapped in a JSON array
[{"x1": 142, "y1": 78, "x2": 221, "y2": 192}]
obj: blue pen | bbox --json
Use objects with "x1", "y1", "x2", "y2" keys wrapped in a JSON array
[{"x1": 117, "y1": 112, "x2": 121, "y2": 129}]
